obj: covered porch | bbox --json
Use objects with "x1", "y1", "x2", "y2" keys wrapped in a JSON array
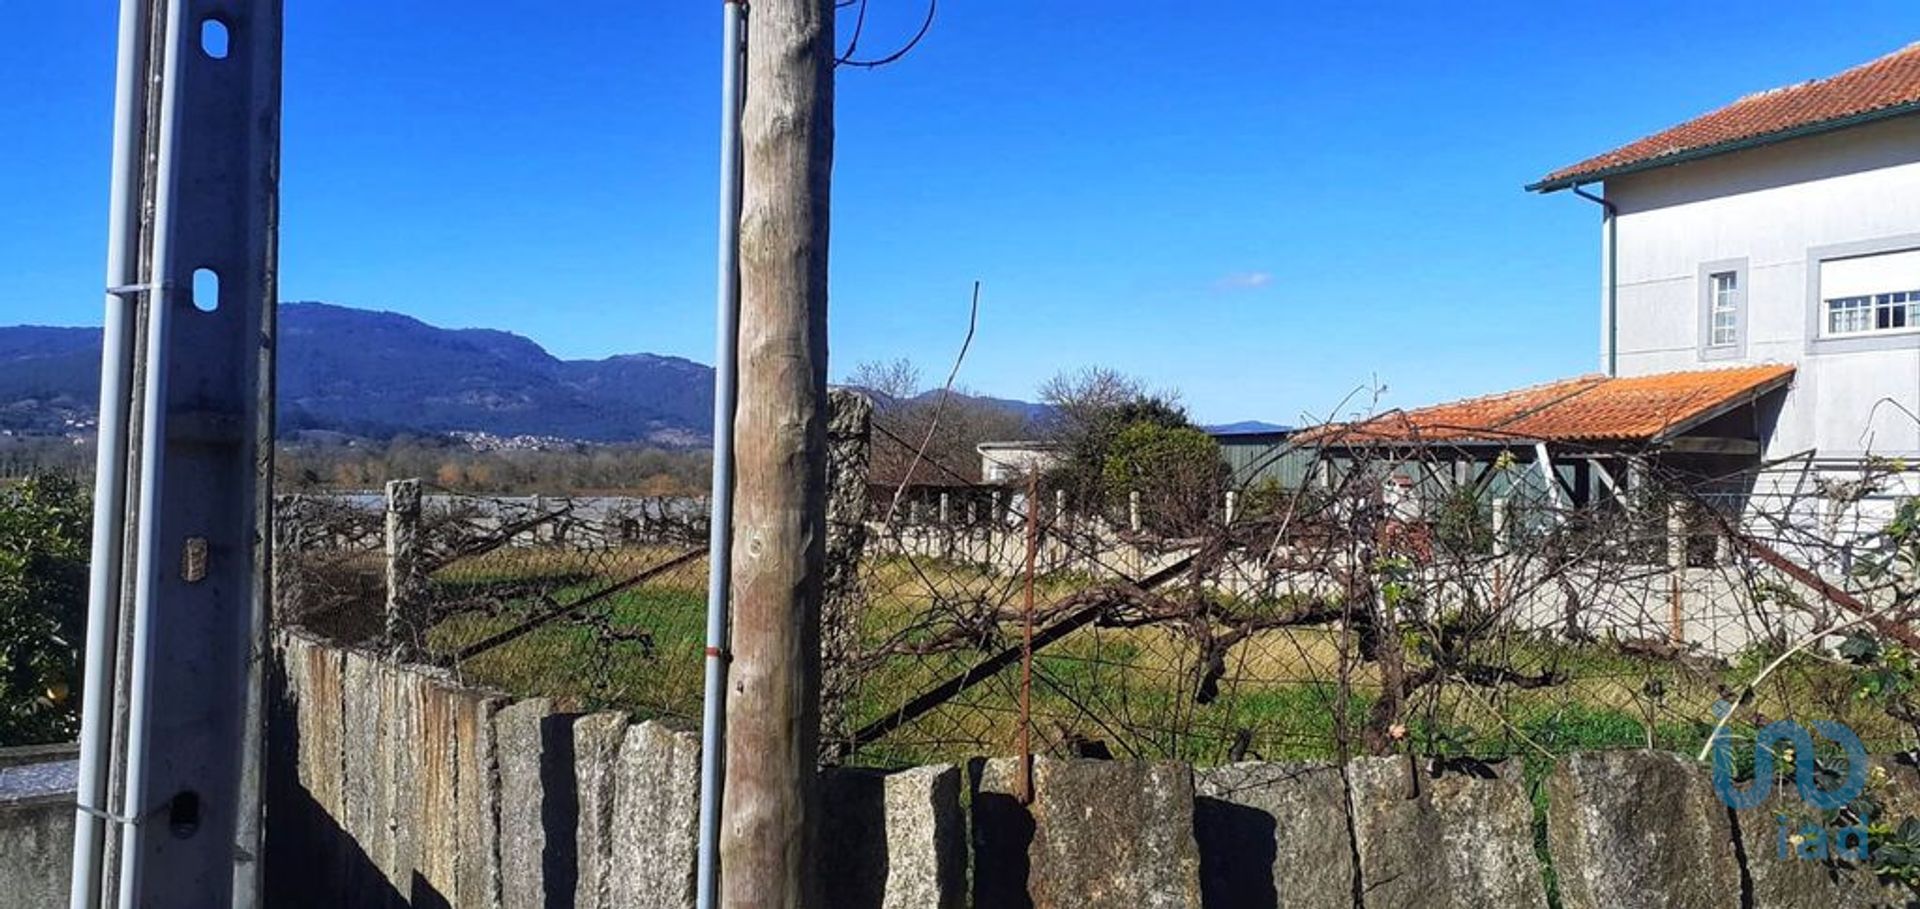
[{"x1": 1298, "y1": 365, "x2": 1796, "y2": 555}]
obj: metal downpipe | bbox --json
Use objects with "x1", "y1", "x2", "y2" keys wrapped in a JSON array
[
  {"x1": 1572, "y1": 183, "x2": 1619, "y2": 377},
  {"x1": 695, "y1": 3, "x2": 747, "y2": 907},
  {"x1": 70, "y1": 0, "x2": 153, "y2": 904}
]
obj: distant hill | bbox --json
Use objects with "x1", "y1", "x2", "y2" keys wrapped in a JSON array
[
  {"x1": 273, "y1": 303, "x2": 714, "y2": 444},
  {"x1": 1204, "y1": 420, "x2": 1293, "y2": 436},
  {"x1": 0, "y1": 302, "x2": 715, "y2": 445},
  {"x1": 0, "y1": 302, "x2": 1061, "y2": 447}
]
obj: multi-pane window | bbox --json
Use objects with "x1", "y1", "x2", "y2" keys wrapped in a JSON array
[
  {"x1": 1825, "y1": 290, "x2": 1920, "y2": 335},
  {"x1": 1707, "y1": 271, "x2": 1739, "y2": 347},
  {"x1": 1819, "y1": 248, "x2": 1920, "y2": 339}
]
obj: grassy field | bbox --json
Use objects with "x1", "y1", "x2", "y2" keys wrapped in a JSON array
[
  {"x1": 386, "y1": 546, "x2": 1917, "y2": 909},
  {"x1": 409, "y1": 549, "x2": 1912, "y2": 772}
]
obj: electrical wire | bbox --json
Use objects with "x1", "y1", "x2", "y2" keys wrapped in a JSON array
[{"x1": 838, "y1": 0, "x2": 936, "y2": 69}]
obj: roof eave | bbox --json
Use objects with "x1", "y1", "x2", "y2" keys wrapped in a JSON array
[
  {"x1": 1646, "y1": 369, "x2": 1796, "y2": 444},
  {"x1": 1525, "y1": 100, "x2": 1920, "y2": 194}
]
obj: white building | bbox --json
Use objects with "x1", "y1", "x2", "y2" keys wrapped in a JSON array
[
  {"x1": 975, "y1": 440, "x2": 1064, "y2": 484},
  {"x1": 1316, "y1": 43, "x2": 1920, "y2": 554},
  {"x1": 1529, "y1": 41, "x2": 1920, "y2": 542},
  {"x1": 1532, "y1": 41, "x2": 1920, "y2": 472}
]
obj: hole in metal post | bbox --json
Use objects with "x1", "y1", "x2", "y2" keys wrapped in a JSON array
[
  {"x1": 200, "y1": 19, "x2": 230, "y2": 59},
  {"x1": 168, "y1": 790, "x2": 201, "y2": 839},
  {"x1": 191, "y1": 268, "x2": 219, "y2": 312}
]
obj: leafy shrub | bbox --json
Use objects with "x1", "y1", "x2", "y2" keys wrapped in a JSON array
[
  {"x1": 1100, "y1": 421, "x2": 1226, "y2": 535},
  {"x1": 0, "y1": 474, "x2": 90, "y2": 744}
]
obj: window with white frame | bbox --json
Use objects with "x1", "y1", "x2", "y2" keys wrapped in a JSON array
[
  {"x1": 1819, "y1": 248, "x2": 1920, "y2": 337},
  {"x1": 1707, "y1": 271, "x2": 1739, "y2": 347},
  {"x1": 1826, "y1": 290, "x2": 1918, "y2": 335}
]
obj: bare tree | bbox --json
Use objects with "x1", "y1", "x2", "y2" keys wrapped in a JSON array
[
  {"x1": 1037, "y1": 365, "x2": 1196, "y2": 515},
  {"x1": 1038, "y1": 365, "x2": 1151, "y2": 435},
  {"x1": 845, "y1": 357, "x2": 922, "y2": 404},
  {"x1": 850, "y1": 357, "x2": 1031, "y2": 486}
]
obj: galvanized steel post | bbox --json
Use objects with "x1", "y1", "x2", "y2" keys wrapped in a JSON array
[
  {"x1": 696, "y1": 3, "x2": 748, "y2": 907},
  {"x1": 69, "y1": 0, "x2": 154, "y2": 903},
  {"x1": 70, "y1": 1, "x2": 283, "y2": 906}
]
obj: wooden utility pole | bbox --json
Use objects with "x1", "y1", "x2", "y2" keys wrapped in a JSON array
[{"x1": 721, "y1": 0, "x2": 834, "y2": 906}]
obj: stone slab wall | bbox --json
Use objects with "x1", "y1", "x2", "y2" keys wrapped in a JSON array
[
  {"x1": 0, "y1": 754, "x2": 77, "y2": 908},
  {"x1": 267, "y1": 632, "x2": 969, "y2": 909},
  {"x1": 261, "y1": 632, "x2": 1920, "y2": 909}
]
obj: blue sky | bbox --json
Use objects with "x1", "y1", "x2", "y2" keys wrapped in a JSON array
[{"x1": 5, "y1": 4, "x2": 1920, "y2": 425}]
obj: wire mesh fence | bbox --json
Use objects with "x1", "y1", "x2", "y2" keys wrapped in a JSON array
[
  {"x1": 274, "y1": 483, "x2": 713, "y2": 723},
  {"x1": 831, "y1": 414, "x2": 1920, "y2": 772},
  {"x1": 271, "y1": 398, "x2": 1920, "y2": 777}
]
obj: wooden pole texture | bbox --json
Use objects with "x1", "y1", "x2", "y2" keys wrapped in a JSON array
[{"x1": 721, "y1": 0, "x2": 834, "y2": 906}]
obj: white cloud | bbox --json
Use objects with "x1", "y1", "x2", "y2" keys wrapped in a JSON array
[{"x1": 1215, "y1": 271, "x2": 1273, "y2": 291}]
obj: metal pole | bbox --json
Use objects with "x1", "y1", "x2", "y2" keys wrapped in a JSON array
[
  {"x1": 70, "y1": 0, "x2": 153, "y2": 904},
  {"x1": 696, "y1": 3, "x2": 747, "y2": 906},
  {"x1": 1016, "y1": 471, "x2": 1038, "y2": 804},
  {"x1": 115, "y1": 0, "x2": 190, "y2": 898},
  {"x1": 1572, "y1": 184, "x2": 1618, "y2": 377},
  {"x1": 112, "y1": 0, "x2": 282, "y2": 902}
]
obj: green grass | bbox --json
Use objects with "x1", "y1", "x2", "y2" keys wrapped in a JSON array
[
  {"x1": 429, "y1": 580, "x2": 709, "y2": 721},
  {"x1": 416, "y1": 552, "x2": 1915, "y2": 774},
  {"x1": 402, "y1": 549, "x2": 1920, "y2": 909}
]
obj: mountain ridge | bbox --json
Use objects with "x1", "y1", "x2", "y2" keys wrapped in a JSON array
[
  {"x1": 0, "y1": 302, "x2": 717, "y2": 444},
  {"x1": 0, "y1": 302, "x2": 1031, "y2": 446},
  {"x1": 0, "y1": 302, "x2": 1279, "y2": 445}
]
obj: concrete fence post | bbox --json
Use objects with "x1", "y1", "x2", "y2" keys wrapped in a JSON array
[
  {"x1": 1667, "y1": 498, "x2": 1688, "y2": 643},
  {"x1": 272, "y1": 494, "x2": 304, "y2": 620},
  {"x1": 1053, "y1": 489, "x2": 1068, "y2": 572},
  {"x1": 822, "y1": 390, "x2": 874, "y2": 758},
  {"x1": 384, "y1": 478, "x2": 426, "y2": 661},
  {"x1": 1128, "y1": 491, "x2": 1142, "y2": 534},
  {"x1": 1490, "y1": 497, "x2": 1510, "y2": 555},
  {"x1": 938, "y1": 492, "x2": 950, "y2": 525},
  {"x1": 1223, "y1": 490, "x2": 1237, "y2": 525}
]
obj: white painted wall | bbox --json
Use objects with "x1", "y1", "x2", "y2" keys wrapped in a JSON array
[
  {"x1": 1605, "y1": 114, "x2": 1920, "y2": 460},
  {"x1": 976, "y1": 443, "x2": 1062, "y2": 483}
]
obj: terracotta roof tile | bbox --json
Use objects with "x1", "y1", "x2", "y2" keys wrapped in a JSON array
[
  {"x1": 1533, "y1": 42, "x2": 1920, "y2": 190},
  {"x1": 1307, "y1": 365, "x2": 1795, "y2": 447}
]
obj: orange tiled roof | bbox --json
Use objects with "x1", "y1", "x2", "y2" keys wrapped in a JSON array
[
  {"x1": 1308, "y1": 365, "x2": 1795, "y2": 447},
  {"x1": 1532, "y1": 42, "x2": 1920, "y2": 191}
]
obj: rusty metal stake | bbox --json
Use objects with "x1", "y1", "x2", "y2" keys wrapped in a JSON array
[{"x1": 1017, "y1": 472, "x2": 1039, "y2": 804}]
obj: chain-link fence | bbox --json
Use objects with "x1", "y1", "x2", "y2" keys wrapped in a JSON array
[
  {"x1": 272, "y1": 397, "x2": 1920, "y2": 776},
  {"x1": 274, "y1": 482, "x2": 712, "y2": 723},
  {"x1": 832, "y1": 413, "x2": 1920, "y2": 774}
]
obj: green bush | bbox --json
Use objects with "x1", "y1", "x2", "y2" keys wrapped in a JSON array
[
  {"x1": 0, "y1": 475, "x2": 90, "y2": 745},
  {"x1": 1101, "y1": 421, "x2": 1225, "y2": 535}
]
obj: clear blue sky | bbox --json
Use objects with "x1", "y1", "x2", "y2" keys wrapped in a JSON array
[{"x1": 5, "y1": 3, "x2": 1920, "y2": 425}]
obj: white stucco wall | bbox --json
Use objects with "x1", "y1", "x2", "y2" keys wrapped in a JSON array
[
  {"x1": 1605, "y1": 114, "x2": 1920, "y2": 461},
  {"x1": 976, "y1": 443, "x2": 1062, "y2": 483}
]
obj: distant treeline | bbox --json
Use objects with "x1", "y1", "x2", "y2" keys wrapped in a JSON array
[
  {"x1": 276, "y1": 437, "x2": 712, "y2": 496},
  {"x1": 0, "y1": 435, "x2": 711, "y2": 497},
  {"x1": 0, "y1": 436, "x2": 91, "y2": 481}
]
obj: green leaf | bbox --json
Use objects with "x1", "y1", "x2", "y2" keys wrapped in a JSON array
[{"x1": 1839, "y1": 632, "x2": 1882, "y2": 666}]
